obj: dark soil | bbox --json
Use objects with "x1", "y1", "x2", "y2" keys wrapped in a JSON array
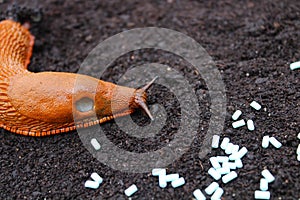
[{"x1": 0, "y1": 0, "x2": 299, "y2": 199}]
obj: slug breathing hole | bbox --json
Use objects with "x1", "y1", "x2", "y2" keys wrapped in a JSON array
[{"x1": 76, "y1": 97, "x2": 94, "y2": 112}]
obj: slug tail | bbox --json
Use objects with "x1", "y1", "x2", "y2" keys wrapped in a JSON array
[
  {"x1": 0, "y1": 20, "x2": 35, "y2": 136},
  {"x1": 22, "y1": 21, "x2": 35, "y2": 70},
  {"x1": 0, "y1": 20, "x2": 34, "y2": 77}
]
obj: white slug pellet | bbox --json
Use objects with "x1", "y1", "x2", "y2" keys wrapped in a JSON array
[
  {"x1": 297, "y1": 144, "x2": 300, "y2": 155},
  {"x1": 216, "y1": 166, "x2": 230, "y2": 175},
  {"x1": 230, "y1": 147, "x2": 248, "y2": 160},
  {"x1": 90, "y1": 172, "x2": 103, "y2": 184},
  {"x1": 260, "y1": 178, "x2": 268, "y2": 191},
  {"x1": 254, "y1": 190, "x2": 270, "y2": 199},
  {"x1": 208, "y1": 167, "x2": 221, "y2": 180},
  {"x1": 262, "y1": 136, "x2": 270, "y2": 148},
  {"x1": 210, "y1": 157, "x2": 221, "y2": 169},
  {"x1": 225, "y1": 143, "x2": 234, "y2": 154},
  {"x1": 220, "y1": 137, "x2": 230, "y2": 150},
  {"x1": 247, "y1": 119, "x2": 255, "y2": 131},
  {"x1": 297, "y1": 154, "x2": 300, "y2": 162},
  {"x1": 235, "y1": 159, "x2": 243, "y2": 168},
  {"x1": 159, "y1": 174, "x2": 167, "y2": 188},
  {"x1": 171, "y1": 177, "x2": 185, "y2": 188},
  {"x1": 261, "y1": 169, "x2": 275, "y2": 183},
  {"x1": 297, "y1": 132, "x2": 300, "y2": 140},
  {"x1": 234, "y1": 159, "x2": 243, "y2": 168},
  {"x1": 165, "y1": 174, "x2": 180, "y2": 182},
  {"x1": 193, "y1": 189, "x2": 206, "y2": 200},
  {"x1": 232, "y1": 110, "x2": 242, "y2": 120},
  {"x1": 90, "y1": 138, "x2": 101, "y2": 150},
  {"x1": 222, "y1": 171, "x2": 238, "y2": 184},
  {"x1": 152, "y1": 168, "x2": 166, "y2": 176},
  {"x1": 238, "y1": 146, "x2": 248, "y2": 158},
  {"x1": 269, "y1": 137, "x2": 282, "y2": 149},
  {"x1": 223, "y1": 161, "x2": 236, "y2": 170},
  {"x1": 232, "y1": 144, "x2": 240, "y2": 154},
  {"x1": 211, "y1": 187, "x2": 224, "y2": 200},
  {"x1": 232, "y1": 119, "x2": 246, "y2": 128},
  {"x1": 228, "y1": 154, "x2": 236, "y2": 161},
  {"x1": 204, "y1": 182, "x2": 219, "y2": 195},
  {"x1": 124, "y1": 184, "x2": 138, "y2": 197},
  {"x1": 290, "y1": 61, "x2": 300, "y2": 70},
  {"x1": 84, "y1": 180, "x2": 99, "y2": 189},
  {"x1": 250, "y1": 101, "x2": 262, "y2": 110},
  {"x1": 216, "y1": 156, "x2": 229, "y2": 163},
  {"x1": 229, "y1": 162, "x2": 237, "y2": 170},
  {"x1": 212, "y1": 135, "x2": 220, "y2": 148}
]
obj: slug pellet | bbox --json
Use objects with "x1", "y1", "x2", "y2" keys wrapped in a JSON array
[
  {"x1": 193, "y1": 189, "x2": 206, "y2": 200},
  {"x1": 225, "y1": 143, "x2": 234, "y2": 154},
  {"x1": 216, "y1": 166, "x2": 230, "y2": 175},
  {"x1": 247, "y1": 119, "x2": 255, "y2": 131},
  {"x1": 208, "y1": 167, "x2": 221, "y2": 180},
  {"x1": 152, "y1": 168, "x2": 166, "y2": 176},
  {"x1": 232, "y1": 110, "x2": 242, "y2": 120},
  {"x1": 297, "y1": 132, "x2": 300, "y2": 140},
  {"x1": 124, "y1": 184, "x2": 138, "y2": 197},
  {"x1": 254, "y1": 190, "x2": 270, "y2": 199},
  {"x1": 229, "y1": 147, "x2": 248, "y2": 160},
  {"x1": 297, "y1": 144, "x2": 300, "y2": 155},
  {"x1": 216, "y1": 156, "x2": 229, "y2": 163},
  {"x1": 171, "y1": 177, "x2": 185, "y2": 188},
  {"x1": 220, "y1": 137, "x2": 230, "y2": 150},
  {"x1": 250, "y1": 101, "x2": 262, "y2": 110},
  {"x1": 261, "y1": 169, "x2": 275, "y2": 183},
  {"x1": 211, "y1": 135, "x2": 220, "y2": 148},
  {"x1": 260, "y1": 178, "x2": 268, "y2": 191},
  {"x1": 153, "y1": 168, "x2": 167, "y2": 188},
  {"x1": 211, "y1": 187, "x2": 224, "y2": 200},
  {"x1": 232, "y1": 119, "x2": 246, "y2": 128},
  {"x1": 262, "y1": 136, "x2": 270, "y2": 148},
  {"x1": 223, "y1": 161, "x2": 236, "y2": 170},
  {"x1": 204, "y1": 182, "x2": 219, "y2": 195},
  {"x1": 159, "y1": 174, "x2": 167, "y2": 188},
  {"x1": 84, "y1": 180, "x2": 99, "y2": 189},
  {"x1": 290, "y1": 61, "x2": 300, "y2": 70},
  {"x1": 232, "y1": 144, "x2": 240, "y2": 154},
  {"x1": 90, "y1": 172, "x2": 103, "y2": 184},
  {"x1": 210, "y1": 157, "x2": 221, "y2": 169},
  {"x1": 90, "y1": 138, "x2": 101, "y2": 151},
  {"x1": 222, "y1": 171, "x2": 238, "y2": 184},
  {"x1": 235, "y1": 159, "x2": 243, "y2": 168},
  {"x1": 165, "y1": 174, "x2": 180, "y2": 182},
  {"x1": 269, "y1": 137, "x2": 282, "y2": 149}
]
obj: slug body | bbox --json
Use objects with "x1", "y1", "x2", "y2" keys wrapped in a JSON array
[{"x1": 0, "y1": 20, "x2": 154, "y2": 136}]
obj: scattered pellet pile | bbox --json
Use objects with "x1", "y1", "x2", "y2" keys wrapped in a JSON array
[{"x1": 85, "y1": 98, "x2": 299, "y2": 199}]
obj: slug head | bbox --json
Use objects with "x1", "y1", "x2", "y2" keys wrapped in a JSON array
[
  {"x1": 74, "y1": 76, "x2": 157, "y2": 124},
  {"x1": 128, "y1": 76, "x2": 158, "y2": 120}
]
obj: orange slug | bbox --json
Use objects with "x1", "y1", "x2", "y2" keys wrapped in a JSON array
[{"x1": 0, "y1": 19, "x2": 155, "y2": 136}]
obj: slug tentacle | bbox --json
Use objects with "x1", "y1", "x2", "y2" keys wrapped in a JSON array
[
  {"x1": 0, "y1": 19, "x2": 156, "y2": 136},
  {"x1": 132, "y1": 76, "x2": 158, "y2": 121}
]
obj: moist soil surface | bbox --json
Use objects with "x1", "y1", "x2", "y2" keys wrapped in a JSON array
[{"x1": 0, "y1": 0, "x2": 299, "y2": 199}]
